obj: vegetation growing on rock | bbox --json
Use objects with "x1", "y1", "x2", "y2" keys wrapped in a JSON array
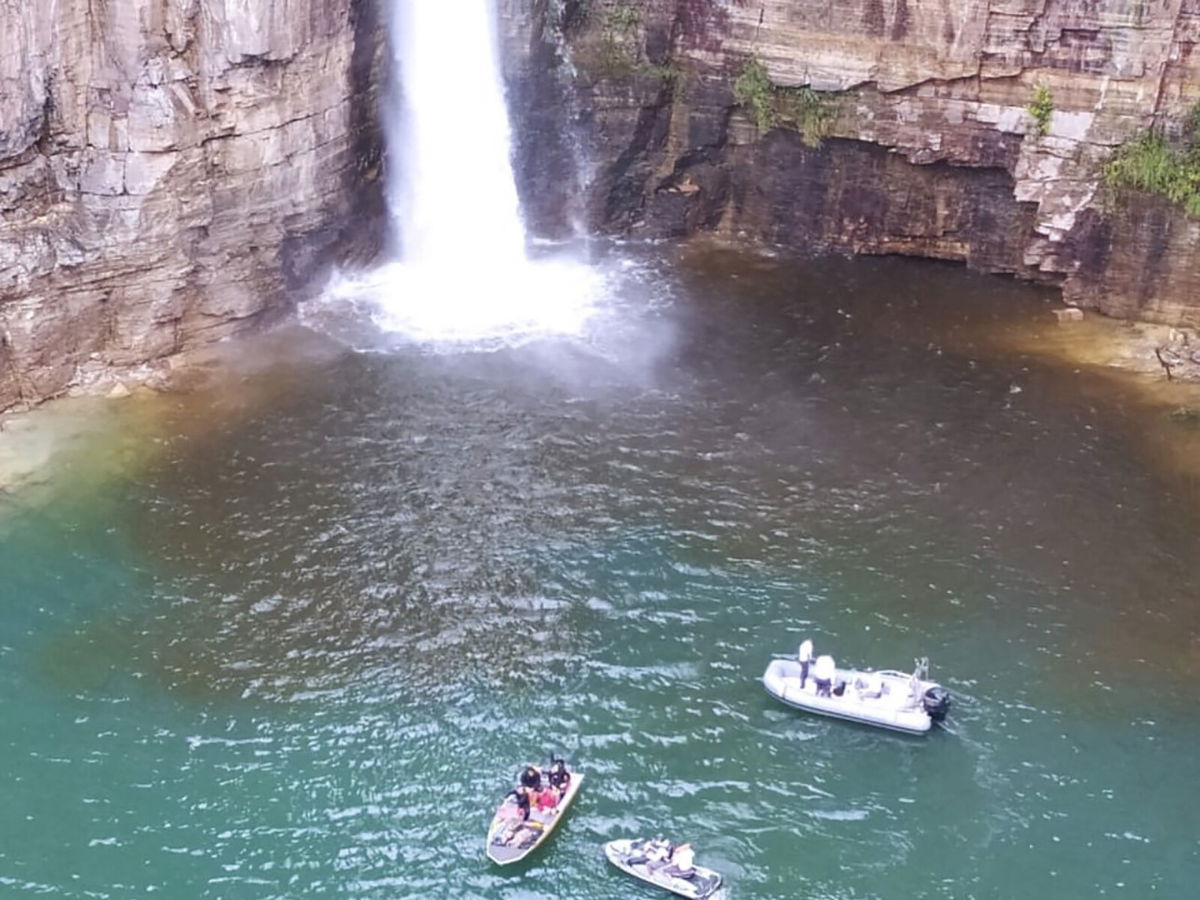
[
  {"x1": 1104, "y1": 106, "x2": 1200, "y2": 218},
  {"x1": 1027, "y1": 83, "x2": 1053, "y2": 136},
  {"x1": 733, "y1": 57, "x2": 775, "y2": 130},
  {"x1": 733, "y1": 56, "x2": 834, "y2": 147}
]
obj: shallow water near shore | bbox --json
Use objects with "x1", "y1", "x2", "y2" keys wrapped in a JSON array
[{"x1": 2, "y1": 246, "x2": 1198, "y2": 898}]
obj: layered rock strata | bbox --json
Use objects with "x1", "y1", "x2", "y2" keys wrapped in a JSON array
[
  {"x1": 0, "y1": 0, "x2": 385, "y2": 411},
  {"x1": 502, "y1": 0, "x2": 1200, "y2": 328}
]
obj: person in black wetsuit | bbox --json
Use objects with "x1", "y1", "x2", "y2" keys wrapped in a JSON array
[
  {"x1": 505, "y1": 787, "x2": 531, "y2": 821},
  {"x1": 547, "y1": 759, "x2": 570, "y2": 797},
  {"x1": 498, "y1": 787, "x2": 533, "y2": 847},
  {"x1": 519, "y1": 765, "x2": 542, "y2": 792}
]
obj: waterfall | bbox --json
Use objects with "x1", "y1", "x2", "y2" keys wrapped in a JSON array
[
  {"x1": 317, "y1": 0, "x2": 600, "y2": 348},
  {"x1": 386, "y1": 0, "x2": 526, "y2": 267}
]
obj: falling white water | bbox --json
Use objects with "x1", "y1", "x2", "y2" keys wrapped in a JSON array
[
  {"x1": 387, "y1": 0, "x2": 525, "y2": 266},
  {"x1": 320, "y1": 0, "x2": 601, "y2": 347}
]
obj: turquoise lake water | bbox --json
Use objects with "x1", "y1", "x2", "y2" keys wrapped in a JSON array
[{"x1": 2, "y1": 248, "x2": 1198, "y2": 898}]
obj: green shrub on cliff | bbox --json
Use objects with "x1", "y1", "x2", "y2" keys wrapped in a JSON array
[
  {"x1": 780, "y1": 86, "x2": 834, "y2": 147},
  {"x1": 734, "y1": 57, "x2": 776, "y2": 130},
  {"x1": 734, "y1": 56, "x2": 834, "y2": 147},
  {"x1": 1027, "y1": 83, "x2": 1053, "y2": 136},
  {"x1": 1105, "y1": 125, "x2": 1200, "y2": 218}
]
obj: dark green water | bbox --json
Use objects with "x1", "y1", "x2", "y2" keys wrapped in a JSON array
[{"x1": 2, "y1": 248, "x2": 1198, "y2": 898}]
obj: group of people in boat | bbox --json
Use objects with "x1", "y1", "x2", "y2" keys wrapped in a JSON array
[
  {"x1": 797, "y1": 639, "x2": 887, "y2": 701},
  {"x1": 502, "y1": 759, "x2": 572, "y2": 823}
]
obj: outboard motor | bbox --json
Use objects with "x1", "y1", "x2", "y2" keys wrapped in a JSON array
[{"x1": 922, "y1": 686, "x2": 951, "y2": 721}]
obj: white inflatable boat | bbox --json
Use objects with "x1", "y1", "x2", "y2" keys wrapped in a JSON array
[
  {"x1": 604, "y1": 839, "x2": 723, "y2": 899},
  {"x1": 762, "y1": 652, "x2": 949, "y2": 734}
]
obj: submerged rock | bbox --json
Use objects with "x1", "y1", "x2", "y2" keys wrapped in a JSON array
[{"x1": 1167, "y1": 406, "x2": 1200, "y2": 427}]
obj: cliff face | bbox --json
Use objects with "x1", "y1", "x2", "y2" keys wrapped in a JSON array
[
  {"x1": 6, "y1": 1, "x2": 1198, "y2": 414},
  {"x1": 0, "y1": 0, "x2": 385, "y2": 411},
  {"x1": 502, "y1": 0, "x2": 1200, "y2": 327}
]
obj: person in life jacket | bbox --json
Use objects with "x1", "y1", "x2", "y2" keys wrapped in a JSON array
[{"x1": 532, "y1": 784, "x2": 559, "y2": 812}]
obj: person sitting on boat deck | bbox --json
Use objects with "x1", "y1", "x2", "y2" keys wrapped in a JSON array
[
  {"x1": 532, "y1": 785, "x2": 559, "y2": 813},
  {"x1": 519, "y1": 764, "x2": 543, "y2": 792},
  {"x1": 797, "y1": 639, "x2": 814, "y2": 688},
  {"x1": 664, "y1": 842, "x2": 696, "y2": 879},
  {"x1": 639, "y1": 837, "x2": 673, "y2": 872},
  {"x1": 499, "y1": 790, "x2": 537, "y2": 847},
  {"x1": 547, "y1": 758, "x2": 570, "y2": 796},
  {"x1": 855, "y1": 671, "x2": 884, "y2": 700},
  {"x1": 812, "y1": 654, "x2": 836, "y2": 697}
]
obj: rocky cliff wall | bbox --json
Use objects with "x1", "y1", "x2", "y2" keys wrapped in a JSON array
[
  {"x1": 501, "y1": 0, "x2": 1200, "y2": 327},
  {"x1": 0, "y1": 0, "x2": 385, "y2": 411}
]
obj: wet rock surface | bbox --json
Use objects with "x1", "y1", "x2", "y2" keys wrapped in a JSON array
[
  {"x1": 7, "y1": 0, "x2": 1200, "y2": 411},
  {"x1": 502, "y1": 0, "x2": 1200, "y2": 340},
  {"x1": 0, "y1": 0, "x2": 386, "y2": 412}
]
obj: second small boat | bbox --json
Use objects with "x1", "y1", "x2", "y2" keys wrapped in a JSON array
[
  {"x1": 604, "y1": 838, "x2": 723, "y2": 899},
  {"x1": 763, "y1": 644, "x2": 950, "y2": 734}
]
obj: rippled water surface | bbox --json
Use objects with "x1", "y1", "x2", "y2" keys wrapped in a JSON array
[{"x1": 3, "y1": 247, "x2": 1199, "y2": 898}]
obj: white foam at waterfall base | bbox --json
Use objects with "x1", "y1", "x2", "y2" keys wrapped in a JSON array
[
  {"x1": 324, "y1": 254, "x2": 604, "y2": 348},
  {"x1": 312, "y1": 0, "x2": 604, "y2": 350}
]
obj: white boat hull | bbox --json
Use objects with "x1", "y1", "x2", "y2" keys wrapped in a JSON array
[
  {"x1": 762, "y1": 658, "x2": 945, "y2": 734},
  {"x1": 604, "y1": 839, "x2": 723, "y2": 899}
]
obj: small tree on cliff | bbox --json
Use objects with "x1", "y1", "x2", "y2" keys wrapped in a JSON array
[{"x1": 1027, "y1": 84, "x2": 1053, "y2": 137}]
